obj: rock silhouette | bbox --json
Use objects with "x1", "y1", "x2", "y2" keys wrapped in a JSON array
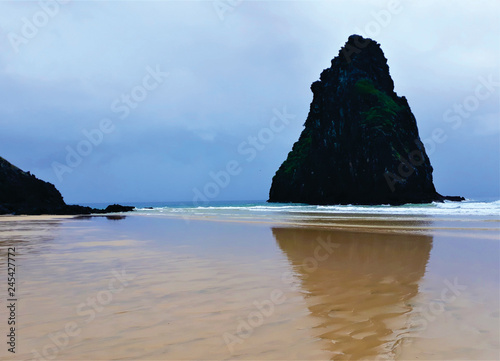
[
  {"x1": 0, "y1": 156, "x2": 134, "y2": 215},
  {"x1": 269, "y1": 35, "x2": 463, "y2": 205}
]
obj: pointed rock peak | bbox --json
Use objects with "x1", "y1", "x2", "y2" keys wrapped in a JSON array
[
  {"x1": 314, "y1": 35, "x2": 395, "y2": 96},
  {"x1": 338, "y1": 35, "x2": 385, "y2": 64},
  {"x1": 268, "y1": 35, "x2": 463, "y2": 205}
]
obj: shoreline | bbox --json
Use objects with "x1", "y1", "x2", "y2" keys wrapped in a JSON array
[
  {"x1": 1, "y1": 211, "x2": 498, "y2": 239},
  {"x1": 134, "y1": 212, "x2": 500, "y2": 240},
  {"x1": 0, "y1": 214, "x2": 75, "y2": 221}
]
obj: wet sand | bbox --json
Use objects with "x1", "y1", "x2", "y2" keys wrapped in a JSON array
[{"x1": 0, "y1": 214, "x2": 498, "y2": 360}]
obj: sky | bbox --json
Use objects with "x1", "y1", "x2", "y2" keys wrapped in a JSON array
[{"x1": 0, "y1": 0, "x2": 499, "y2": 204}]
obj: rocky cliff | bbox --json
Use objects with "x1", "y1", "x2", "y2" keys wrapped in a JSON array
[
  {"x1": 269, "y1": 35, "x2": 463, "y2": 205},
  {"x1": 0, "y1": 156, "x2": 134, "y2": 215}
]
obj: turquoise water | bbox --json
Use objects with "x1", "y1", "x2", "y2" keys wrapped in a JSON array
[{"x1": 122, "y1": 199, "x2": 500, "y2": 218}]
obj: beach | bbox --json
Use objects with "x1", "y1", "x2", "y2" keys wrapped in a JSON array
[{"x1": 0, "y1": 205, "x2": 498, "y2": 360}]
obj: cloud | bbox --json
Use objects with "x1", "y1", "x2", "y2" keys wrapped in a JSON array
[{"x1": 0, "y1": 0, "x2": 498, "y2": 202}]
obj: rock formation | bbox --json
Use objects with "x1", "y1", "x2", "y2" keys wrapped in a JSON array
[
  {"x1": 0, "y1": 156, "x2": 134, "y2": 215},
  {"x1": 269, "y1": 35, "x2": 463, "y2": 205}
]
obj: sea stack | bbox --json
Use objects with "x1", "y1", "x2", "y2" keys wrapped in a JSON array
[{"x1": 269, "y1": 35, "x2": 463, "y2": 205}]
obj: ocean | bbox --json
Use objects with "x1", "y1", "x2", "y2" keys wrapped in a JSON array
[{"x1": 81, "y1": 199, "x2": 500, "y2": 218}]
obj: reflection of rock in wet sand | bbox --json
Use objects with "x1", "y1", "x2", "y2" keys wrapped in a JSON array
[{"x1": 272, "y1": 227, "x2": 432, "y2": 360}]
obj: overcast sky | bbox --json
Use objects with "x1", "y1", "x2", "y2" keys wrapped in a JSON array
[{"x1": 0, "y1": 0, "x2": 499, "y2": 204}]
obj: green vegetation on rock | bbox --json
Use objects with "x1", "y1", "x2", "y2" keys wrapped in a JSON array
[
  {"x1": 355, "y1": 78, "x2": 404, "y2": 130},
  {"x1": 280, "y1": 132, "x2": 312, "y2": 175}
]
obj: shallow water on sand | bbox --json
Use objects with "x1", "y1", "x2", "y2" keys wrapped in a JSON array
[{"x1": 0, "y1": 214, "x2": 498, "y2": 360}]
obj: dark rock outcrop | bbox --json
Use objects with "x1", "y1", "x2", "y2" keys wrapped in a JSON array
[
  {"x1": 99, "y1": 204, "x2": 135, "y2": 213},
  {"x1": 269, "y1": 35, "x2": 464, "y2": 205},
  {"x1": 0, "y1": 156, "x2": 134, "y2": 215}
]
